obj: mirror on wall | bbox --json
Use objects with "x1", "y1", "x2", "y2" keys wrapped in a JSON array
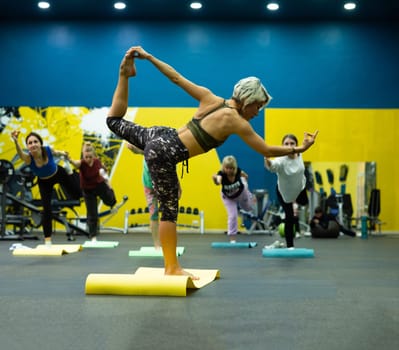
[{"x1": 306, "y1": 161, "x2": 377, "y2": 228}]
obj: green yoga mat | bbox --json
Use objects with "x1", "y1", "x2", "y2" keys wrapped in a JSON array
[
  {"x1": 129, "y1": 246, "x2": 185, "y2": 257},
  {"x1": 82, "y1": 241, "x2": 119, "y2": 248},
  {"x1": 211, "y1": 242, "x2": 257, "y2": 248}
]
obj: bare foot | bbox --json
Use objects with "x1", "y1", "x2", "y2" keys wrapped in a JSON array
[
  {"x1": 165, "y1": 267, "x2": 200, "y2": 280},
  {"x1": 120, "y1": 55, "x2": 136, "y2": 77}
]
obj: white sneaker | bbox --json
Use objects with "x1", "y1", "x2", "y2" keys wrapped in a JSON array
[
  {"x1": 9, "y1": 243, "x2": 31, "y2": 251},
  {"x1": 9, "y1": 243, "x2": 22, "y2": 251},
  {"x1": 264, "y1": 240, "x2": 282, "y2": 249}
]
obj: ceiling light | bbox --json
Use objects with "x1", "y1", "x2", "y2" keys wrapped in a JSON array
[
  {"x1": 267, "y1": 3, "x2": 279, "y2": 11},
  {"x1": 190, "y1": 2, "x2": 202, "y2": 10},
  {"x1": 344, "y1": 2, "x2": 356, "y2": 11},
  {"x1": 38, "y1": 1, "x2": 50, "y2": 9},
  {"x1": 114, "y1": 2, "x2": 126, "y2": 10}
]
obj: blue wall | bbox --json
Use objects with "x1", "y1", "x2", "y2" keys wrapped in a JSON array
[{"x1": 1, "y1": 20, "x2": 398, "y2": 195}]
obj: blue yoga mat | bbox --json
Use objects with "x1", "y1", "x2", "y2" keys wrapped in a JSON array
[
  {"x1": 262, "y1": 248, "x2": 314, "y2": 258},
  {"x1": 211, "y1": 242, "x2": 257, "y2": 248}
]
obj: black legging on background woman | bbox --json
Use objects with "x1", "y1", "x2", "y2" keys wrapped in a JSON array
[
  {"x1": 37, "y1": 165, "x2": 81, "y2": 239},
  {"x1": 276, "y1": 186, "x2": 308, "y2": 248}
]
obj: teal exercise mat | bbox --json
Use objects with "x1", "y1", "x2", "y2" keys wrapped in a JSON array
[
  {"x1": 262, "y1": 248, "x2": 314, "y2": 258},
  {"x1": 82, "y1": 241, "x2": 119, "y2": 248},
  {"x1": 211, "y1": 242, "x2": 257, "y2": 248},
  {"x1": 129, "y1": 246, "x2": 185, "y2": 257}
]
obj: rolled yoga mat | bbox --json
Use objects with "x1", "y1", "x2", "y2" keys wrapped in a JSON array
[
  {"x1": 36, "y1": 244, "x2": 82, "y2": 253},
  {"x1": 85, "y1": 267, "x2": 220, "y2": 297},
  {"x1": 129, "y1": 246, "x2": 185, "y2": 257},
  {"x1": 82, "y1": 241, "x2": 119, "y2": 248},
  {"x1": 262, "y1": 248, "x2": 314, "y2": 258},
  {"x1": 211, "y1": 242, "x2": 257, "y2": 248}
]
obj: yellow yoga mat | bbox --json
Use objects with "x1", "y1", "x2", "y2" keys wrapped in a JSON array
[
  {"x1": 85, "y1": 267, "x2": 220, "y2": 297},
  {"x1": 128, "y1": 246, "x2": 185, "y2": 257},
  {"x1": 13, "y1": 247, "x2": 66, "y2": 256}
]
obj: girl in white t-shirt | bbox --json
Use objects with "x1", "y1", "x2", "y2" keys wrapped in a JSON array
[{"x1": 265, "y1": 134, "x2": 309, "y2": 249}]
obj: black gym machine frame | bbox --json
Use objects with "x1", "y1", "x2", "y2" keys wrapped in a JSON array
[{"x1": 0, "y1": 159, "x2": 89, "y2": 241}]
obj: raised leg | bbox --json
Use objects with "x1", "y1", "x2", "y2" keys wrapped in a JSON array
[{"x1": 108, "y1": 52, "x2": 136, "y2": 118}]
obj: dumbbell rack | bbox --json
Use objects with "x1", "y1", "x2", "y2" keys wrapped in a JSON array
[{"x1": 124, "y1": 205, "x2": 204, "y2": 234}]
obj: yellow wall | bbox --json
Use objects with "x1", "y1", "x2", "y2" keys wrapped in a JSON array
[
  {"x1": 1, "y1": 107, "x2": 398, "y2": 232},
  {"x1": 265, "y1": 109, "x2": 399, "y2": 231}
]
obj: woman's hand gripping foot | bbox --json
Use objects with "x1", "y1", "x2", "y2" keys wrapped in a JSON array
[{"x1": 120, "y1": 51, "x2": 137, "y2": 77}]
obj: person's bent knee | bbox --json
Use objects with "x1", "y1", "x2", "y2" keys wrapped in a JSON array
[
  {"x1": 106, "y1": 117, "x2": 120, "y2": 132},
  {"x1": 160, "y1": 211, "x2": 177, "y2": 223},
  {"x1": 104, "y1": 196, "x2": 117, "y2": 207}
]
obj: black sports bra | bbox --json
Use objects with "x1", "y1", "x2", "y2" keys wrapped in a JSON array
[{"x1": 186, "y1": 100, "x2": 234, "y2": 152}]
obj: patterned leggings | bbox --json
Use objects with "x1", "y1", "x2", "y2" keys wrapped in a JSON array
[{"x1": 107, "y1": 117, "x2": 189, "y2": 222}]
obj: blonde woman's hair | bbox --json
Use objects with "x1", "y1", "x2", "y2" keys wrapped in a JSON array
[
  {"x1": 232, "y1": 76, "x2": 272, "y2": 110},
  {"x1": 222, "y1": 155, "x2": 238, "y2": 172},
  {"x1": 82, "y1": 141, "x2": 96, "y2": 155}
]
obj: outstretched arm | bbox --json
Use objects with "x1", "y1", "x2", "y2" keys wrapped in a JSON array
[
  {"x1": 68, "y1": 157, "x2": 81, "y2": 169},
  {"x1": 52, "y1": 149, "x2": 69, "y2": 158},
  {"x1": 11, "y1": 130, "x2": 30, "y2": 164},
  {"x1": 212, "y1": 174, "x2": 222, "y2": 185},
  {"x1": 236, "y1": 122, "x2": 318, "y2": 157},
  {"x1": 129, "y1": 46, "x2": 213, "y2": 104},
  {"x1": 108, "y1": 46, "x2": 216, "y2": 119}
]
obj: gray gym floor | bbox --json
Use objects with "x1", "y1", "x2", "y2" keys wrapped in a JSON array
[{"x1": 0, "y1": 230, "x2": 398, "y2": 350}]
